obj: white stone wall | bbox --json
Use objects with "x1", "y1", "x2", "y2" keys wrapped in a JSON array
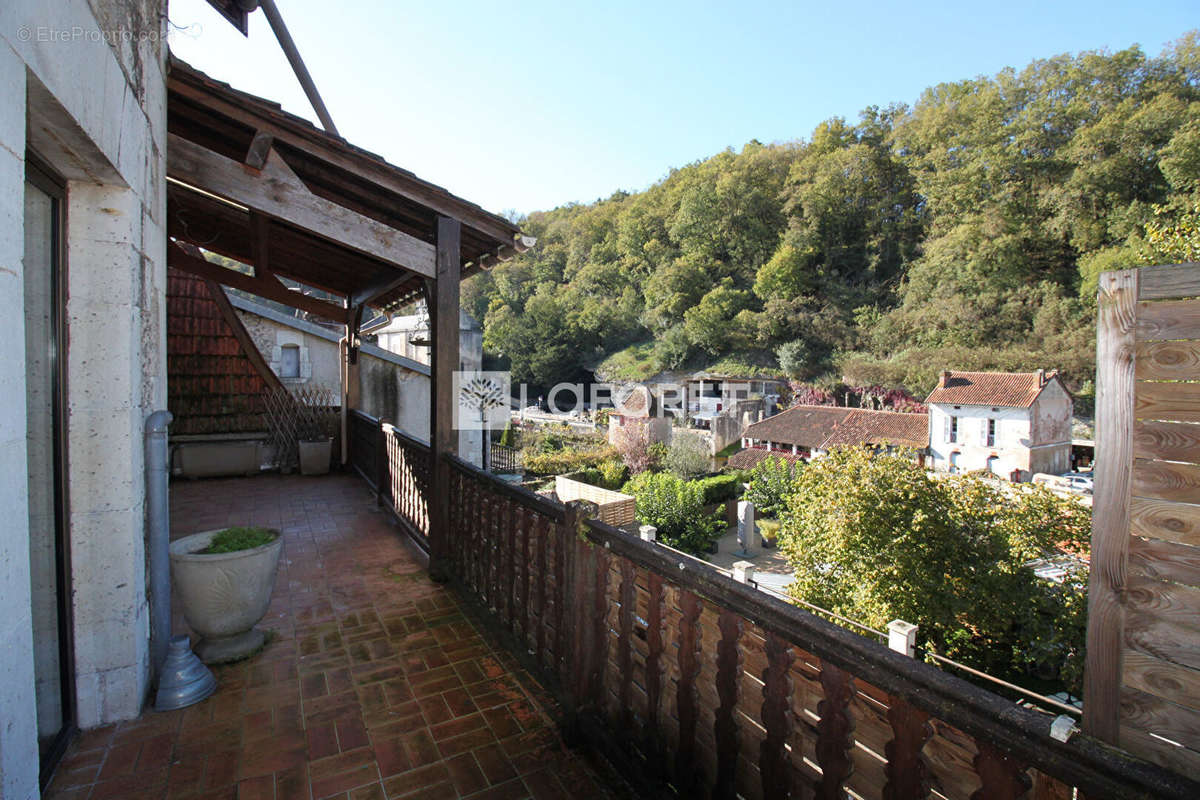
[
  {"x1": 927, "y1": 380, "x2": 1073, "y2": 478},
  {"x1": 0, "y1": 38, "x2": 39, "y2": 800},
  {"x1": 927, "y1": 403, "x2": 1033, "y2": 476},
  {"x1": 1, "y1": 4, "x2": 167, "y2": 794}
]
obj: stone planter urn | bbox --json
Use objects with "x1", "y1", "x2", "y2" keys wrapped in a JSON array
[
  {"x1": 298, "y1": 437, "x2": 332, "y2": 475},
  {"x1": 169, "y1": 529, "x2": 283, "y2": 663}
]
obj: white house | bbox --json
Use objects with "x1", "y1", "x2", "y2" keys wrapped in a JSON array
[{"x1": 925, "y1": 370, "x2": 1072, "y2": 479}]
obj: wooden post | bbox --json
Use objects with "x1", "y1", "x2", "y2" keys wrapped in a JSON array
[
  {"x1": 375, "y1": 418, "x2": 390, "y2": 507},
  {"x1": 1083, "y1": 267, "x2": 1139, "y2": 744},
  {"x1": 560, "y1": 499, "x2": 592, "y2": 744},
  {"x1": 427, "y1": 215, "x2": 461, "y2": 581}
]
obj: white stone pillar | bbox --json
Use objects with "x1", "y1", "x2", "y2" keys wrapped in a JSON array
[
  {"x1": 888, "y1": 620, "x2": 918, "y2": 657},
  {"x1": 731, "y1": 561, "x2": 755, "y2": 584},
  {"x1": 737, "y1": 500, "x2": 759, "y2": 556},
  {"x1": 639, "y1": 525, "x2": 657, "y2": 542}
]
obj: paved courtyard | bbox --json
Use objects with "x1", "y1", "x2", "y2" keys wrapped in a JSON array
[{"x1": 45, "y1": 473, "x2": 621, "y2": 800}]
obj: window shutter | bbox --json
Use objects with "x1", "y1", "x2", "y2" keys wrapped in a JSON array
[
  {"x1": 981, "y1": 418, "x2": 988, "y2": 443},
  {"x1": 944, "y1": 415, "x2": 950, "y2": 441}
]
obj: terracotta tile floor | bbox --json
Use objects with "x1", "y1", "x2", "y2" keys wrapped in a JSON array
[{"x1": 46, "y1": 473, "x2": 624, "y2": 800}]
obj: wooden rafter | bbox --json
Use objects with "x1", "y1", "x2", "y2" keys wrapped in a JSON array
[
  {"x1": 168, "y1": 133, "x2": 436, "y2": 278},
  {"x1": 351, "y1": 265, "x2": 412, "y2": 308},
  {"x1": 168, "y1": 68, "x2": 520, "y2": 247},
  {"x1": 168, "y1": 240, "x2": 347, "y2": 322}
]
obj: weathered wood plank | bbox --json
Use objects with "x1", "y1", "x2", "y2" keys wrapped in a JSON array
[
  {"x1": 1031, "y1": 770, "x2": 1072, "y2": 800},
  {"x1": 1133, "y1": 458, "x2": 1200, "y2": 504},
  {"x1": 970, "y1": 741, "x2": 1031, "y2": 800},
  {"x1": 1137, "y1": 298, "x2": 1200, "y2": 341},
  {"x1": 618, "y1": 557, "x2": 636, "y2": 733},
  {"x1": 1136, "y1": 339, "x2": 1200, "y2": 381},
  {"x1": 815, "y1": 662, "x2": 855, "y2": 799},
  {"x1": 1126, "y1": 574, "x2": 1200, "y2": 628},
  {"x1": 675, "y1": 590, "x2": 703, "y2": 793},
  {"x1": 1120, "y1": 723, "x2": 1200, "y2": 774},
  {"x1": 1124, "y1": 597, "x2": 1200, "y2": 672},
  {"x1": 1136, "y1": 382, "x2": 1200, "y2": 424},
  {"x1": 884, "y1": 697, "x2": 932, "y2": 800},
  {"x1": 715, "y1": 609, "x2": 744, "y2": 800},
  {"x1": 168, "y1": 133, "x2": 437, "y2": 277},
  {"x1": 590, "y1": 546, "x2": 611, "y2": 706},
  {"x1": 1124, "y1": 650, "x2": 1200, "y2": 711},
  {"x1": 535, "y1": 513, "x2": 548, "y2": 663},
  {"x1": 1137, "y1": 262, "x2": 1200, "y2": 301},
  {"x1": 1085, "y1": 268, "x2": 1139, "y2": 744},
  {"x1": 645, "y1": 570, "x2": 666, "y2": 775},
  {"x1": 1120, "y1": 686, "x2": 1200, "y2": 754},
  {"x1": 760, "y1": 633, "x2": 795, "y2": 800},
  {"x1": 1130, "y1": 497, "x2": 1200, "y2": 546},
  {"x1": 1128, "y1": 535, "x2": 1200, "y2": 588},
  {"x1": 1133, "y1": 419, "x2": 1200, "y2": 463}
]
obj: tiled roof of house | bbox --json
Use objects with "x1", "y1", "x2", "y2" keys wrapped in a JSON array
[
  {"x1": 167, "y1": 268, "x2": 275, "y2": 435},
  {"x1": 726, "y1": 448, "x2": 808, "y2": 470},
  {"x1": 742, "y1": 405, "x2": 930, "y2": 450},
  {"x1": 822, "y1": 410, "x2": 931, "y2": 449},
  {"x1": 924, "y1": 370, "x2": 1058, "y2": 408}
]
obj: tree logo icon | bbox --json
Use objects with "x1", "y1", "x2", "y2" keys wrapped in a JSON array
[{"x1": 453, "y1": 371, "x2": 511, "y2": 431}]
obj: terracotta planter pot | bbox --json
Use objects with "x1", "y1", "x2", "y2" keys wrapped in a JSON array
[
  {"x1": 169, "y1": 529, "x2": 283, "y2": 663},
  {"x1": 298, "y1": 437, "x2": 332, "y2": 475}
]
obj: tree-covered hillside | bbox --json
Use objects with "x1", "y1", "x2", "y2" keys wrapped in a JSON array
[{"x1": 465, "y1": 35, "x2": 1200, "y2": 394}]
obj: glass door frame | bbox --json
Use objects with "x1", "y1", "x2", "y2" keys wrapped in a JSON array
[{"x1": 26, "y1": 151, "x2": 77, "y2": 789}]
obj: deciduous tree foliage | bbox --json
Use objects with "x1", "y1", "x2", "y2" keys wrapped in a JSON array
[
  {"x1": 473, "y1": 35, "x2": 1200, "y2": 393},
  {"x1": 779, "y1": 448, "x2": 1091, "y2": 692}
]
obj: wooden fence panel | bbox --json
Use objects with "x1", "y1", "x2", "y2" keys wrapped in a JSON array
[
  {"x1": 1086, "y1": 263, "x2": 1200, "y2": 773},
  {"x1": 429, "y1": 452, "x2": 1200, "y2": 799}
]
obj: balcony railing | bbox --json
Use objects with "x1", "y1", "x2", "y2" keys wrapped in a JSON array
[{"x1": 352, "y1": 411, "x2": 1198, "y2": 799}]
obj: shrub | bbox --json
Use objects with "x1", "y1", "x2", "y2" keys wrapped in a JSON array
[
  {"x1": 200, "y1": 526, "x2": 277, "y2": 554},
  {"x1": 694, "y1": 472, "x2": 744, "y2": 506},
  {"x1": 622, "y1": 472, "x2": 724, "y2": 555},
  {"x1": 665, "y1": 430, "x2": 710, "y2": 478},
  {"x1": 598, "y1": 459, "x2": 629, "y2": 490},
  {"x1": 522, "y1": 444, "x2": 618, "y2": 476},
  {"x1": 743, "y1": 456, "x2": 801, "y2": 518},
  {"x1": 756, "y1": 519, "x2": 781, "y2": 543},
  {"x1": 612, "y1": 420, "x2": 662, "y2": 474},
  {"x1": 498, "y1": 421, "x2": 516, "y2": 448}
]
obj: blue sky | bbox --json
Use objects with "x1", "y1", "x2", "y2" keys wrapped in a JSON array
[{"x1": 168, "y1": 0, "x2": 1197, "y2": 215}]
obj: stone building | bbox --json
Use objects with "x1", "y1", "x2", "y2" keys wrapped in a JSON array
[{"x1": 2, "y1": 2, "x2": 168, "y2": 795}]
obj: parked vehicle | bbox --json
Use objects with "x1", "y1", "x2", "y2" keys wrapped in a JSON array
[{"x1": 1063, "y1": 472, "x2": 1094, "y2": 494}]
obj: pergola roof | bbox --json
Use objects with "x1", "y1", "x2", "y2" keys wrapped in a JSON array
[{"x1": 166, "y1": 55, "x2": 527, "y2": 318}]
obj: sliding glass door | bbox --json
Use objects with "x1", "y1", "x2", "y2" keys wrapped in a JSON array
[{"x1": 24, "y1": 157, "x2": 74, "y2": 785}]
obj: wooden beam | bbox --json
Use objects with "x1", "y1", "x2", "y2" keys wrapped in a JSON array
[
  {"x1": 249, "y1": 212, "x2": 271, "y2": 277},
  {"x1": 168, "y1": 133, "x2": 436, "y2": 278},
  {"x1": 169, "y1": 73, "x2": 520, "y2": 247},
  {"x1": 168, "y1": 240, "x2": 347, "y2": 322},
  {"x1": 427, "y1": 216, "x2": 461, "y2": 581},
  {"x1": 245, "y1": 131, "x2": 275, "y2": 170},
  {"x1": 350, "y1": 265, "x2": 412, "y2": 309},
  {"x1": 203, "y1": 276, "x2": 286, "y2": 395},
  {"x1": 1084, "y1": 267, "x2": 1139, "y2": 745}
]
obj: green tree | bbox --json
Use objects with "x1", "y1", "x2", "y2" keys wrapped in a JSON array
[
  {"x1": 742, "y1": 455, "x2": 801, "y2": 519},
  {"x1": 779, "y1": 448, "x2": 1090, "y2": 691},
  {"x1": 665, "y1": 431, "x2": 710, "y2": 478},
  {"x1": 623, "y1": 471, "x2": 724, "y2": 554}
]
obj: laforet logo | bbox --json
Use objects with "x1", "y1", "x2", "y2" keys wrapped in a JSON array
[{"x1": 453, "y1": 371, "x2": 511, "y2": 430}]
